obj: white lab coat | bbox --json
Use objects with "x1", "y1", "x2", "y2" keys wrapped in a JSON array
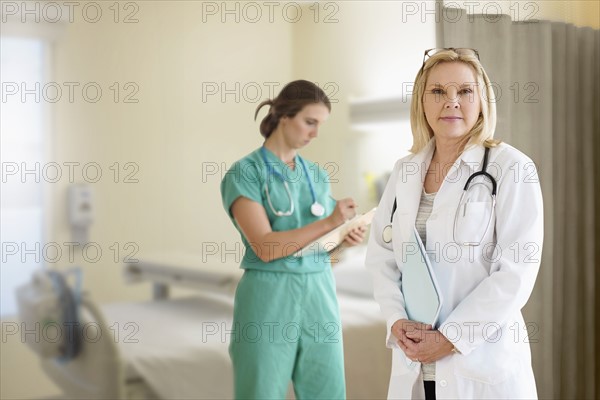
[{"x1": 366, "y1": 139, "x2": 543, "y2": 399}]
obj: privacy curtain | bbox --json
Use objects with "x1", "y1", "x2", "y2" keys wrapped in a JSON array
[{"x1": 439, "y1": 8, "x2": 600, "y2": 400}]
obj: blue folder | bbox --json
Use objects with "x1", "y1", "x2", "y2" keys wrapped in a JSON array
[{"x1": 401, "y1": 226, "x2": 443, "y2": 328}]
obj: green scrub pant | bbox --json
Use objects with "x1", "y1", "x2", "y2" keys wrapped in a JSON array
[{"x1": 229, "y1": 268, "x2": 346, "y2": 400}]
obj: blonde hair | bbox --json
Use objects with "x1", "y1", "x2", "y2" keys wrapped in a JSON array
[{"x1": 409, "y1": 49, "x2": 500, "y2": 153}]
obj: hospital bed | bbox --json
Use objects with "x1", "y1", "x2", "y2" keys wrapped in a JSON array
[{"x1": 21, "y1": 248, "x2": 391, "y2": 399}]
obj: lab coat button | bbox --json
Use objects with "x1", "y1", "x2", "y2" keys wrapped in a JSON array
[{"x1": 440, "y1": 380, "x2": 447, "y2": 387}]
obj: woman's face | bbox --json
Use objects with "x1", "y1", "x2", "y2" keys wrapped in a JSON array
[
  {"x1": 422, "y1": 62, "x2": 482, "y2": 142},
  {"x1": 279, "y1": 103, "x2": 330, "y2": 149}
]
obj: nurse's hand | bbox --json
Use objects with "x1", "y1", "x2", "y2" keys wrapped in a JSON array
[
  {"x1": 328, "y1": 226, "x2": 367, "y2": 265},
  {"x1": 342, "y1": 225, "x2": 367, "y2": 246},
  {"x1": 329, "y1": 197, "x2": 357, "y2": 226}
]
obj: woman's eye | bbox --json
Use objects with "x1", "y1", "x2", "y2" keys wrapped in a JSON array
[
  {"x1": 431, "y1": 88, "x2": 444, "y2": 94},
  {"x1": 459, "y1": 88, "x2": 473, "y2": 95}
]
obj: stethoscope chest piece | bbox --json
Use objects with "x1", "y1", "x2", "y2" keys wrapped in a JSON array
[
  {"x1": 382, "y1": 198, "x2": 398, "y2": 243},
  {"x1": 310, "y1": 202, "x2": 325, "y2": 217},
  {"x1": 382, "y1": 224, "x2": 393, "y2": 243}
]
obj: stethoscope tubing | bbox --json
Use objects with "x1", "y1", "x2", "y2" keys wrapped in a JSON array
[{"x1": 260, "y1": 146, "x2": 324, "y2": 217}]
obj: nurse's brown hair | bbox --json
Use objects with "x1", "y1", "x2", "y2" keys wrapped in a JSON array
[{"x1": 254, "y1": 80, "x2": 331, "y2": 138}]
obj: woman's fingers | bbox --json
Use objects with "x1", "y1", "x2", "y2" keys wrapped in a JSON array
[
  {"x1": 344, "y1": 227, "x2": 366, "y2": 246},
  {"x1": 400, "y1": 336, "x2": 419, "y2": 359},
  {"x1": 339, "y1": 198, "x2": 357, "y2": 220},
  {"x1": 331, "y1": 198, "x2": 358, "y2": 225},
  {"x1": 405, "y1": 329, "x2": 424, "y2": 342},
  {"x1": 405, "y1": 322, "x2": 432, "y2": 341},
  {"x1": 393, "y1": 319, "x2": 439, "y2": 362}
]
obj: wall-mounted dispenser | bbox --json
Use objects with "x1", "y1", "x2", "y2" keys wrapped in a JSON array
[{"x1": 67, "y1": 184, "x2": 93, "y2": 244}]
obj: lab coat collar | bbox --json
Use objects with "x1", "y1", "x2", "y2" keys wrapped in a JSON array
[
  {"x1": 392, "y1": 139, "x2": 435, "y2": 231},
  {"x1": 457, "y1": 143, "x2": 487, "y2": 172},
  {"x1": 411, "y1": 137, "x2": 437, "y2": 169},
  {"x1": 420, "y1": 138, "x2": 487, "y2": 172},
  {"x1": 406, "y1": 137, "x2": 488, "y2": 179}
]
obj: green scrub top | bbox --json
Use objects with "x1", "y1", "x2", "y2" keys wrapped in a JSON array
[{"x1": 220, "y1": 147, "x2": 337, "y2": 273}]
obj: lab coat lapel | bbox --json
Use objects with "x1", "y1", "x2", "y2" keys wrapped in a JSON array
[
  {"x1": 394, "y1": 139, "x2": 435, "y2": 242},
  {"x1": 458, "y1": 144, "x2": 486, "y2": 173},
  {"x1": 433, "y1": 144, "x2": 486, "y2": 210}
]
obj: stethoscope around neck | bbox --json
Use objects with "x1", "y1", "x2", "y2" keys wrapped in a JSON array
[
  {"x1": 382, "y1": 147, "x2": 497, "y2": 245},
  {"x1": 260, "y1": 146, "x2": 325, "y2": 217}
]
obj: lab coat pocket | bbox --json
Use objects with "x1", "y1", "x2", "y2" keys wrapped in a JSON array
[
  {"x1": 452, "y1": 344, "x2": 518, "y2": 385},
  {"x1": 453, "y1": 201, "x2": 493, "y2": 247}
]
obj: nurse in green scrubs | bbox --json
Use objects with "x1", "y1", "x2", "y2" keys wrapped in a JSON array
[{"x1": 221, "y1": 80, "x2": 365, "y2": 399}]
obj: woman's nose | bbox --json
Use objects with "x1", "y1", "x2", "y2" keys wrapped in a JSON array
[{"x1": 444, "y1": 96, "x2": 460, "y2": 108}]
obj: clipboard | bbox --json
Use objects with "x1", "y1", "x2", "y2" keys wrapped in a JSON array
[
  {"x1": 401, "y1": 226, "x2": 443, "y2": 328},
  {"x1": 293, "y1": 208, "x2": 376, "y2": 257}
]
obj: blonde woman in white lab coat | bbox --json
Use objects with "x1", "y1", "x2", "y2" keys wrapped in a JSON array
[{"x1": 366, "y1": 48, "x2": 543, "y2": 400}]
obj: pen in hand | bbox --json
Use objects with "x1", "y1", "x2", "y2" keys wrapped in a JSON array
[
  {"x1": 330, "y1": 195, "x2": 358, "y2": 221},
  {"x1": 330, "y1": 195, "x2": 357, "y2": 208}
]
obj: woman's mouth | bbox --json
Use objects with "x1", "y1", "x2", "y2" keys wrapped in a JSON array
[{"x1": 440, "y1": 117, "x2": 463, "y2": 122}]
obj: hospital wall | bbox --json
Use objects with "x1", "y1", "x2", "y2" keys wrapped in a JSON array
[{"x1": 47, "y1": 2, "x2": 295, "y2": 301}]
